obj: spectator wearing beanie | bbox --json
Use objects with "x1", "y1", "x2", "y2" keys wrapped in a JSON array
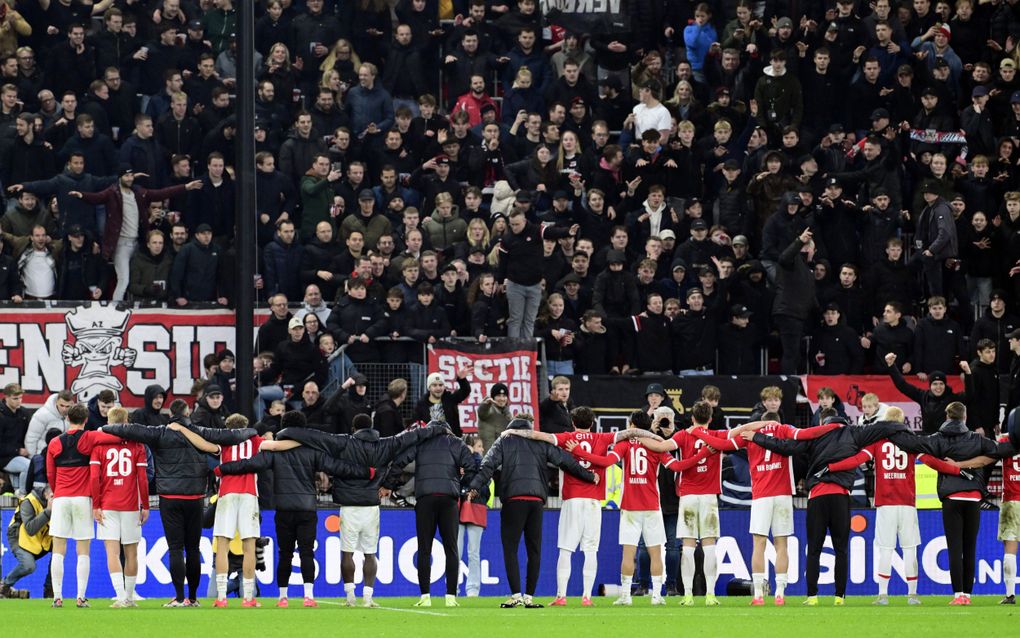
[
  {"x1": 192, "y1": 384, "x2": 228, "y2": 429},
  {"x1": 477, "y1": 383, "x2": 512, "y2": 452},
  {"x1": 413, "y1": 368, "x2": 471, "y2": 436}
]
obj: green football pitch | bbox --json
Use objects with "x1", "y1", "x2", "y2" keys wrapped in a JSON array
[{"x1": 2, "y1": 596, "x2": 1017, "y2": 636}]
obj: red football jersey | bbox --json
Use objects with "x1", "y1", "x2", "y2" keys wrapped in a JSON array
[
  {"x1": 670, "y1": 429, "x2": 721, "y2": 496},
  {"x1": 555, "y1": 431, "x2": 614, "y2": 500},
  {"x1": 609, "y1": 439, "x2": 678, "y2": 511},
  {"x1": 218, "y1": 435, "x2": 262, "y2": 496},
  {"x1": 46, "y1": 430, "x2": 122, "y2": 498},
  {"x1": 999, "y1": 435, "x2": 1020, "y2": 502},
  {"x1": 745, "y1": 423, "x2": 800, "y2": 499},
  {"x1": 90, "y1": 442, "x2": 149, "y2": 511},
  {"x1": 864, "y1": 440, "x2": 917, "y2": 507}
]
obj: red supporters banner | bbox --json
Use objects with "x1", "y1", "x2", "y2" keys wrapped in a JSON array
[
  {"x1": 0, "y1": 304, "x2": 261, "y2": 408},
  {"x1": 427, "y1": 339, "x2": 540, "y2": 432},
  {"x1": 804, "y1": 374, "x2": 962, "y2": 431}
]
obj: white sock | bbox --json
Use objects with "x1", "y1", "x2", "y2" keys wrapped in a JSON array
[
  {"x1": 1005, "y1": 554, "x2": 1017, "y2": 597},
  {"x1": 242, "y1": 578, "x2": 255, "y2": 601},
  {"x1": 344, "y1": 583, "x2": 356, "y2": 599},
  {"x1": 704, "y1": 545, "x2": 718, "y2": 595},
  {"x1": 110, "y1": 572, "x2": 125, "y2": 601},
  {"x1": 877, "y1": 547, "x2": 893, "y2": 596},
  {"x1": 304, "y1": 583, "x2": 314, "y2": 599},
  {"x1": 681, "y1": 549, "x2": 695, "y2": 595},
  {"x1": 651, "y1": 575, "x2": 663, "y2": 598},
  {"x1": 216, "y1": 573, "x2": 228, "y2": 600},
  {"x1": 364, "y1": 586, "x2": 373, "y2": 600},
  {"x1": 752, "y1": 572, "x2": 765, "y2": 599},
  {"x1": 582, "y1": 550, "x2": 598, "y2": 599},
  {"x1": 279, "y1": 589, "x2": 288, "y2": 601},
  {"x1": 775, "y1": 573, "x2": 788, "y2": 598},
  {"x1": 51, "y1": 553, "x2": 65, "y2": 600},
  {"x1": 905, "y1": 548, "x2": 919, "y2": 596},
  {"x1": 620, "y1": 574, "x2": 632, "y2": 597},
  {"x1": 445, "y1": 594, "x2": 456, "y2": 604},
  {"x1": 420, "y1": 593, "x2": 431, "y2": 600},
  {"x1": 962, "y1": 592, "x2": 971, "y2": 599},
  {"x1": 125, "y1": 575, "x2": 137, "y2": 601},
  {"x1": 556, "y1": 549, "x2": 572, "y2": 597},
  {"x1": 76, "y1": 555, "x2": 90, "y2": 600}
]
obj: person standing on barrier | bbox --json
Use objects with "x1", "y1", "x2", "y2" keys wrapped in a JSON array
[
  {"x1": 467, "y1": 415, "x2": 597, "y2": 609},
  {"x1": 383, "y1": 421, "x2": 476, "y2": 608},
  {"x1": 413, "y1": 367, "x2": 471, "y2": 436},
  {"x1": 496, "y1": 208, "x2": 578, "y2": 339}
]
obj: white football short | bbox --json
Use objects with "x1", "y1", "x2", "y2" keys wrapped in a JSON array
[
  {"x1": 619, "y1": 509, "x2": 666, "y2": 547},
  {"x1": 341, "y1": 505, "x2": 381, "y2": 554},
  {"x1": 749, "y1": 495, "x2": 794, "y2": 537},
  {"x1": 998, "y1": 501, "x2": 1020, "y2": 542},
  {"x1": 49, "y1": 496, "x2": 94, "y2": 540},
  {"x1": 558, "y1": 498, "x2": 602, "y2": 552},
  {"x1": 97, "y1": 510, "x2": 143, "y2": 544},
  {"x1": 213, "y1": 493, "x2": 261, "y2": 539},
  {"x1": 875, "y1": 505, "x2": 921, "y2": 549},
  {"x1": 677, "y1": 494, "x2": 720, "y2": 539}
]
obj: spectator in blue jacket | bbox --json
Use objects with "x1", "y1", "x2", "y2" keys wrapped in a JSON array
[
  {"x1": 345, "y1": 62, "x2": 394, "y2": 145},
  {"x1": 683, "y1": 4, "x2": 718, "y2": 81}
]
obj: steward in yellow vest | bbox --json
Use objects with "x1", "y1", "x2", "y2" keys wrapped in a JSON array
[{"x1": 1, "y1": 486, "x2": 53, "y2": 597}]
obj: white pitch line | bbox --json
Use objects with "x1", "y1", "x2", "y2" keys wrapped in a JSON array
[{"x1": 316, "y1": 600, "x2": 452, "y2": 617}]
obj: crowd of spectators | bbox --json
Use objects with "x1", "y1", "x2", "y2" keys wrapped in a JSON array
[{"x1": 1, "y1": 0, "x2": 1020, "y2": 380}]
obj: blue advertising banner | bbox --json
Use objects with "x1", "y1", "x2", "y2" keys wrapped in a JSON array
[{"x1": 0, "y1": 508, "x2": 1011, "y2": 599}]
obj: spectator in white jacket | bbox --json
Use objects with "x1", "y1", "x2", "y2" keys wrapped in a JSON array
[
  {"x1": 859, "y1": 392, "x2": 890, "y2": 426},
  {"x1": 23, "y1": 390, "x2": 74, "y2": 456}
]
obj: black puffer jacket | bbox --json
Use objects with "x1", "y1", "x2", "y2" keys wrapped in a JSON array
[
  {"x1": 468, "y1": 419, "x2": 595, "y2": 500},
  {"x1": 276, "y1": 423, "x2": 446, "y2": 506},
  {"x1": 752, "y1": 419, "x2": 913, "y2": 494},
  {"x1": 907, "y1": 420, "x2": 1015, "y2": 500},
  {"x1": 384, "y1": 426, "x2": 476, "y2": 498},
  {"x1": 219, "y1": 446, "x2": 369, "y2": 511},
  {"x1": 105, "y1": 419, "x2": 256, "y2": 496}
]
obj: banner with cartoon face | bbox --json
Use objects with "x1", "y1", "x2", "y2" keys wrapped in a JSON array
[{"x1": 0, "y1": 304, "x2": 265, "y2": 407}]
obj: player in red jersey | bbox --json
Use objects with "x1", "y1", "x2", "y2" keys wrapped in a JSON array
[
  {"x1": 996, "y1": 433, "x2": 1020, "y2": 604},
  {"x1": 89, "y1": 407, "x2": 149, "y2": 608},
  {"x1": 689, "y1": 412, "x2": 842, "y2": 605},
  {"x1": 46, "y1": 403, "x2": 122, "y2": 609},
  {"x1": 171, "y1": 414, "x2": 263, "y2": 608},
  {"x1": 642, "y1": 401, "x2": 723, "y2": 606},
  {"x1": 823, "y1": 407, "x2": 961, "y2": 605},
  {"x1": 502, "y1": 405, "x2": 662, "y2": 606},
  {"x1": 569, "y1": 410, "x2": 711, "y2": 606}
]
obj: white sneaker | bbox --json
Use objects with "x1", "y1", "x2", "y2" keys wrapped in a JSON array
[
  {"x1": 612, "y1": 596, "x2": 633, "y2": 606},
  {"x1": 362, "y1": 598, "x2": 380, "y2": 608},
  {"x1": 651, "y1": 595, "x2": 667, "y2": 606}
]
